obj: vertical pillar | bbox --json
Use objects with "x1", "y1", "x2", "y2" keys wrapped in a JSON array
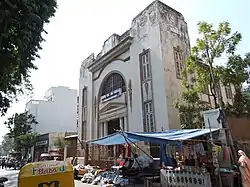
[
  {"x1": 124, "y1": 116, "x2": 128, "y2": 131},
  {"x1": 100, "y1": 123, "x2": 104, "y2": 137},
  {"x1": 104, "y1": 122, "x2": 108, "y2": 136},
  {"x1": 119, "y1": 117, "x2": 124, "y2": 131},
  {"x1": 84, "y1": 142, "x2": 89, "y2": 165}
]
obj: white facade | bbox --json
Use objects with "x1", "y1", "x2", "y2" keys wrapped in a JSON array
[
  {"x1": 26, "y1": 86, "x2": 78, "y2": 134},
  {"x1": 78, "y1": 1, "x2": 190, "y2": 141}
]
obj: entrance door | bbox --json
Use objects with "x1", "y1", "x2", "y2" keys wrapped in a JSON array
[
  {"x1": 107, "y1": 119, "x2": 120, "y2": 158},
  {"x1": 108, "y1": 118, "x2": 120, "y2": 134}
]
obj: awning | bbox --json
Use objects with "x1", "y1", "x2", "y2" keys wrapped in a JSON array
[
  {"x1": 88, "y1": 132, "x2": 140, "y2": 145},
  {"x1": 65, "y1": 134, "x2": 78, "y2": 139},
  {"x1": 87, "y1": 128, "x2": 220, "y2": 145}
]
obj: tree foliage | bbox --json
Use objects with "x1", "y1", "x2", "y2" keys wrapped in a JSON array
[
  {"x1": 53, "y1": 136, "x2": 68, "y2": 150},
  {"x1": 175, "y1": 21, "x2": 250, "y2": 129},
  {"x1": 0, "y1": 0, "x2": 57, "y2": 116},
  {"x1": 5, "y1": 111, "x2": 38, "y2": 156},
  {"x1": 185, "y1": 21, "x2": 242, "y2": 106},
  {"x1": 218, "y1": 53, "x2": 250, "y2": 114},
  {"x1": 1, "y1": 134, "x2": 14, "y2": 155},
  {"x1": 174, "y1": 89, "x2": 210, "y2": 129}
]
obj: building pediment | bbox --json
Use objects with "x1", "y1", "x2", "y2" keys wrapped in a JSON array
[
  {"x1": 99, "y1": 102, "x2": 126, "y2": 114},
  {"x1": 87, "y1": 36, "x2": 133, "y2": 73}
]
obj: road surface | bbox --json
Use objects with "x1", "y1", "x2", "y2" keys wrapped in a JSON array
[
  {"x1": 0, "y1": 168, "x2": 19, "y2": 187},
  {"x1": 0, "y1": 168, "x2": 96, "y2": 187}
]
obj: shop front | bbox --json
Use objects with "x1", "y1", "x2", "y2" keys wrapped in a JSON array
[
  {"x1": 33, "y1": 133, "x2": 49, "y2": 162},
  {"x1": 87, "y1": 128, "x2": 239, "y2": 187}
]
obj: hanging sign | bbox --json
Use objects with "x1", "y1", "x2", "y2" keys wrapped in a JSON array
[{"x1": 101, "y1": 88, "x2": 122, "y2": 103}]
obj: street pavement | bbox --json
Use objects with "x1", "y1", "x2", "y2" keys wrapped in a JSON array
[
  {"x1": 0, "y1": 168, "x2": 19, "y2": 187},
  {"x1": 0, "y1": 168, "x2": 96, "y2": 187}
]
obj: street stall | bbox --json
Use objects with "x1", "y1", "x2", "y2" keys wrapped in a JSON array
[{"x1": 86, "y1": 128, "x2": 234, "y2": 187}]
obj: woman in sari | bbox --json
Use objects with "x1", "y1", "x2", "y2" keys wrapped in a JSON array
[{"x1": 238, "y1": 150, "x2": 250, "y2": 187}]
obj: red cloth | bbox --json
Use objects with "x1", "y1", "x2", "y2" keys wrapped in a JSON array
[
  {"x1": 125, "y1": 144, "x2": 131, "y2": 157},
  {"x1": 119, "y1": 161, "x2": 125, "y2": 166}
]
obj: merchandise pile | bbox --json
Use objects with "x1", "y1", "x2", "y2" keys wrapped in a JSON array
[
  {"x1": 80, "y1": 168, "x2": 130, "y2": 186},
  {"x1": 78, "y1": 155, "x2": 154, "y2": 186}
]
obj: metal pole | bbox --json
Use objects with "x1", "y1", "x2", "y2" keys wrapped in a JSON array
[
  {"x1": 208, "y1": 62, "x2": 238, "y2": 187},
  {"x1": 208, "y1": 119, "x2": 222, "y2": 187},
  {"x1": 208, "y1": 64, "x2": 237, "y2": 163}
]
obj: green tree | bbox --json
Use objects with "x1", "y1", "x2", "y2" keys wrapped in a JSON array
[
  {"x1": 1, "y1": 134, "x2": 14, "y2": 155},
  {"x1": 15, "y1": 133, "x2": 37, "y2": 158},
  {"x1": 5, "y1": 111, "x2": 38, "y2": 157},
  {"x1": 0, "y1": 0, "x2": 57, "y2": 116},
  {"x1": 218, "y1": 53, "x2": 250, "y2": 114},
  {"x1": 53, "y1": 136, "x2": 68, "y2": 150},
  {"x1": 185, "y1": 21, "x2": 242, "y2": 106},
  {"x1": 175, "y1": 21, "x2": 243, "y2": 128},
  {"x1": 174, "y1": 88, "x2": 210, "y2": 129}
]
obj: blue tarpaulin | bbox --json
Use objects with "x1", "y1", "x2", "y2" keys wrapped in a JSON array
[{"x1": 87, "y1": 128, "x2": 220, "y2": 145}]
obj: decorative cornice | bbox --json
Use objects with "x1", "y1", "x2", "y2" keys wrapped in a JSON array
[
  {"x1": 99, "y1": 102, "x2": 126, "y2": 114},
  {"x1": 99, "y1": 107, "x2": 127, "y2": 122},
  {"x1": 87, "y1": 36, "x2": 133, "y2": 73}
]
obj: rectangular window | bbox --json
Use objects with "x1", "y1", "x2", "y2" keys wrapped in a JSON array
[
  {"x1": 174, "y1": 47, "x2": 184, "y2": 79},
  {"x1": 82, "y1": 88, "x2": 87, "y2": 121},
  {"x1": 81, "y1": 121, "x2": 87, "y2": 146},
  {"x1": 82, "y1": 88, "x2": 87, "y2": 106},
  {"x1": 82, "y1": 88, "x2": 87, "y2": 141},
  {"x1": 140, "y1": 50, "x2": 151, "y2": 81},
  {"x1": 144, "y1": 102, "x2": 155, "y2": 132},
  {"x1": 225, "y1": 85, "x2": 232, "y2": 99}
]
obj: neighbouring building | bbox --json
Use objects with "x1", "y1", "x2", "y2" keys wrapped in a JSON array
[
  {"x1": 33, "y1": 132, "x2": 65, "y2": 161},
  {"x1": 78, "y1": 0, "x2": 233, "y2": 148},
  {"x1": 26, "y1": 86, "x2": 78, "y2": 134}
]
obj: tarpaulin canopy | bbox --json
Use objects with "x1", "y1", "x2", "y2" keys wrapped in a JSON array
[{"x1": 87, "y1": 128, "x2": 220, "y2": 145}]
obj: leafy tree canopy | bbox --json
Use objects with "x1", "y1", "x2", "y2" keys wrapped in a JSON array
[
  {"x1": 185, "y1": 21, "x2": 242, "y2": 105},
  {"x1": 6, "y1": 111, "x2": 37, "y2": 138},
  {"x1": 5, "y1": 111, "x2": 38, "y2": 156},
  {"x1": 0, "y1": 0, "x2": 57, "y2": 116},
  {"x1": 174, "y1": 89, "x2": 210, "y2": 129},
  {"x1": 1, "y1": 134, "x2": 14, "y2": 155},
  {"x1": 53, "y1": 136, "x2": 68, "y2": 150},
  {"x1": 175, "y1": 21, "x2": 250, "y2": 128}
]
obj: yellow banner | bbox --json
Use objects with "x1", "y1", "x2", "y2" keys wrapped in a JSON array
[{"x1": 18, "y1": 161, "x2": 74, "y2": 187}]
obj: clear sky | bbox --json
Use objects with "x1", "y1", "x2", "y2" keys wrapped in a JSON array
[{"x1": 0, "y1": 0, "x2": 249, "y2": 140}]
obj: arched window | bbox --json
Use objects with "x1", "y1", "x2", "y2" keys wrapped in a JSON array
[{"x1": 101, "y1": 73, "x2": 126, "y2": 96}]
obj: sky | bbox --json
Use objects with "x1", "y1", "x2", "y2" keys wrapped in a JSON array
[{"x1": 0, "y1": 0, "x2": 249, "y2": 140}]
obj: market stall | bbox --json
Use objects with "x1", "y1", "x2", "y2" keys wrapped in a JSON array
[{"x1": 87, "y1": 128, "x2": 235, "y2": 187}]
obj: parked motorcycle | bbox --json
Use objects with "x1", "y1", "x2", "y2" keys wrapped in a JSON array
[{"x1": 0, "y1": 177, "x2": 8, "y2": 187}]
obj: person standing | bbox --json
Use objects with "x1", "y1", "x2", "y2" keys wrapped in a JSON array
[
  {"x1": 238, "y1": 150, "x2": 250, "y2": 187},
  {"x1": 73, "y1": 156, "x2": 78, "y2": 166},
  {"x1": 71, "y1": 156, "x2": 75, "y2": 165},
  {"x1": 1, "y1": 159, "x2": 5, "y2": 169}
]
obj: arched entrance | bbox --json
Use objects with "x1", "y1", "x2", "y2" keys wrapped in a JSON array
[{"x1": 97, "y1": 72, "x2": 130, "y2": 158}]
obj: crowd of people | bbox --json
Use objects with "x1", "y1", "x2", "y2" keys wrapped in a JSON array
[{"x1": 0, "y1": 158, "x2": 18, "y2": 170}]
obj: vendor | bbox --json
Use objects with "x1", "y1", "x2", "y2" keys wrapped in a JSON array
[
  {"x1": 188, "y1": 155, "x2": 196, "y2": 167},
  {"x1": 121, "y1": 158, "x2": 130, "y2": 172},
  {"x1": 123, "y1": 158, "x2": 130, "y2": 168},
  {"x1": 171, "y1": 155, "x2": 177, "y2": 168},
  {"x1": 131, "y1": 154, "x2": 140, "y2": 169}
]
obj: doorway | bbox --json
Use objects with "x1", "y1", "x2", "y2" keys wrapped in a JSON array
[
  {"x1": 107, "y1": 118, "x2": 121, "y2": 158},
  {"x1": 107, "y1": 118, "x2": 120, "y2": 135}
]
